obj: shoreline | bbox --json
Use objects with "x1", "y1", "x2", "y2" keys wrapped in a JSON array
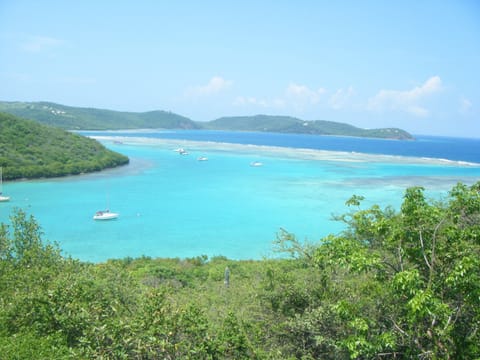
[{"x1": 91, "y1": 135, "x2": 480, "y2": 168}]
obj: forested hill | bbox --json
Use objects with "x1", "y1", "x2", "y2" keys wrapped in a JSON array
[
  {"x1": 206, "y1": 115, "x2": 413, "y2": 139},
  {"x1": 0, "y1": 101, "x2": 413, "y2": 139},
  {"x1": 0, "y1": 112, "x2": 129, "y2": 180},
  {"x1": 0, "y1": 101, "x2": 199, "y2": 130}
]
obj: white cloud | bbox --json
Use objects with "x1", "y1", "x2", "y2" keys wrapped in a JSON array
[
  {"x1": 185, "y1": 76, "x2": 232, "y2": 98},
  {"x1": 21, "y1": 35, "x2": 63, "y2": 53},
  {"x1": 328, "y1": 86, "x2": 355, "y2": 110},
  {"x1": 367, "y1": 76, "x2": 442, "y2": 117},
  {"x1": 459, "y1": 97, "x2": 472, "y2": 115},
  {"x1": 233, "y1": 96, "x2": 284, "y2": 108},
  {"x1": 286, "y1": 83, "x2": 326, "y2": 105},
  {"x1": 234, "y1": 83, "x2": 323, "y2": 112},
  {"x1": 233, "y1": 96, "x2": 267, "y2": 107}
]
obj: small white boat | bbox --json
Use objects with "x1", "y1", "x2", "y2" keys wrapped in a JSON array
[
  {"x1": 174, "y1": 147, "x2": 189, "y2": 155},
  {"x1": 93, "y1": 210, "x2": 119, "y2": 220},
  {"x1": 0, "y1": 167, "x2": 9, "y2": 202},
  {"x1": 94, "y1": 182, "x2": 117, "y2": 220},
  {"x1": 250, "y1": 161, "x2": 263, "y2": 167},
  {"x1": 197, "y1": 156, "x2": 208, "y2": 161}
]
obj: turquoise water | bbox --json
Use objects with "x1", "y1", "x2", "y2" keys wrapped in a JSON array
[{"x1": 1, "y1": 134, "x2": 479, "y2": 262}]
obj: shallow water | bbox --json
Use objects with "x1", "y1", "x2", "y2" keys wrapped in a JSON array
[{"x1": 1, "y1": 132, "x2": 479, "y2": 262}]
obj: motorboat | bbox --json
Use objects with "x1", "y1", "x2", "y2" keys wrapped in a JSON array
[
  {"x1": 250, "y1": 161, "x2": 263, "y2": 167},
  {"x1": 197, "y1": 156, "x2": 208, "y2": 161}
]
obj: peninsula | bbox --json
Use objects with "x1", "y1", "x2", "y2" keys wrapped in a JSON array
[{"x1": 0, "y1": 112, "x2": 129, "y2": 180}]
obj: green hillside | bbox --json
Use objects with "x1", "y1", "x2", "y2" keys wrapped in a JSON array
[
  {"x1": 207, "y1": 115, "x2": 413, "y2": 139},
  {"x1": 0, "y1": 101, "x2": 199, "y2": 130},
  {"x1": 0, "y1": 101, "x2": 413, "y2": 139},
  {"x1": 0, "y1": 112, "x2": 129, "y2": 180}
]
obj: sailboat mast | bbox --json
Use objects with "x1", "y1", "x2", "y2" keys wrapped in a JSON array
[{"x1": 0, "y1": 167, "x2": 9, "y2": 201}]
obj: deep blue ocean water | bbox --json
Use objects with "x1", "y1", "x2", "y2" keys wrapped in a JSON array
[
  {"x1": 1, "y1": 130, "x2": 479, "y2": 262},
  {"x1": 84, "y1": 130, "x2": 480, "y2": 163}
]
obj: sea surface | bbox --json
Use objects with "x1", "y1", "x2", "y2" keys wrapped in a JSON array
[{"x1": 1, "y1": 130, "x2": 479, "y2": 262}]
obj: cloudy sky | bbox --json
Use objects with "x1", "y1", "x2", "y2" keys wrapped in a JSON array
[{"x1": 0, "y1": 1, "x2": 479, "y2": 137}]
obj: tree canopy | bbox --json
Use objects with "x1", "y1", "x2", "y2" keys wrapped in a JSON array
[
  {"x1": 0, "y1": 182, "x2": 478, "y2": 358},
  {"x1": 0, "y1": 112, "x2": 129, "y2": 180}
]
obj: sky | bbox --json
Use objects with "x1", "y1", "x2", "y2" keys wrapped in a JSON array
[{"x1": 0, "y1": 1, "x2": 479, "y2": 137}]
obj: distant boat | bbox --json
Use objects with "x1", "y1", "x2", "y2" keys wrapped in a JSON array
[
  {"x1": 93, "y1": 209, "x2": 119, "y2": 220},
  {"x1": 174, "y1": 147, "x2": 189, "y2": 155},
  {"x1": 197, "y1": 156, "x2": 208, "y2": 161},
  {"x1": 93, "y1": 183, "x2": 118, "y2": 220},
  {"x1": 0, "y1": 167, "x2": 10, "y2": 202},
  {"x1": 250, "y1": 161, "x2": 263, "y2": 167}
]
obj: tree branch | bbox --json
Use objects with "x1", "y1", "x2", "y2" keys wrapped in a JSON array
[
  {"x1": 419, "y1": 230, "x2": 432, "y2": 271},
  {"x1": 429, "y1": 218, "x2": 445, "y2": 287},
  {"x1": 398, "y1": 239, "x2": 404, "y2": 272}
]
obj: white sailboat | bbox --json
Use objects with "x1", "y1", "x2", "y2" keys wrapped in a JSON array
[
  {"x1": 93, "y1": 209, "x2": 119, "y2": 220},
  {"x1": 0, "y1": 167, "x2": 10, "y2": 202},
  {"x1": 93, "y1": 184, "x2": 118, "y2": 220}
]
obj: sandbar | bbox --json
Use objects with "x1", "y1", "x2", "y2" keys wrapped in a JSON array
[{"x1": 90, "y1": 135, "x2": 480, "y2": 168}]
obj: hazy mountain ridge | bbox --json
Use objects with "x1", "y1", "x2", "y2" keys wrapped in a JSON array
[
  {"x1": 206, "y1": 115, "x2": 413, "y2": 139},
  {"x1": 0, "y1": 101, "x2": 413, "y2": 139},
  {"x1": 0, "y1": 101, "x2": 199, "y2": 130}
]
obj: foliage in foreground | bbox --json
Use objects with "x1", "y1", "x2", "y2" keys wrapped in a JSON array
[{"x1": 0, "y1": 182, "x2": 479, "y2": 359}]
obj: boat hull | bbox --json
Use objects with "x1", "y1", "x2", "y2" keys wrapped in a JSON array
[{"x1": 93, "y1": 211, "x2": 119, "y2": 220}]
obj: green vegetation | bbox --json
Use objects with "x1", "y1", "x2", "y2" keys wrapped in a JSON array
[
  {"x1": 206, "y1": 115, "x2": 413, "y2": 139},
  {"x1": 1, "y1": 182, "x2": 479, "y2": 359},
  {"x1": 0, "y1": 101, "x2": 413, "y2": 139},
  {"x1": 0, "y1": 101, "x2": 199, "y2": 130},
  {"x1": 0, "y1": 112, "x2": 129, "y2": 180}
]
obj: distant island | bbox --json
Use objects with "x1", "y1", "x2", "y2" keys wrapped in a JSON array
[
  {"x1": 204, "y1": 115, "x2": 413, "y2": 140},
  {"x1": 0, "y1": 101, "x2": 198, "y2": 131},
  {"x1": 0, "y1": 112, "x2": 129, "y2": 180},
  {"x1": 0, "y1": 101, "x2": 413, "y2": 140}
]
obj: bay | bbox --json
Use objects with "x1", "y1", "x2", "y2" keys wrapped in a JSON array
[{"x1": 1, "y1": 130, "x2": 479, "y2": 262}]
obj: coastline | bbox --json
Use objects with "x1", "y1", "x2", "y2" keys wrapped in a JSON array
[{"x1": 91, "y1": 135, "x2": 480, "y2": 168}]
